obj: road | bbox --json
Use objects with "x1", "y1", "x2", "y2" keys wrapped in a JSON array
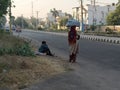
[{"x1": 17, "y1": 30, "x2": 120, "y2": 90}]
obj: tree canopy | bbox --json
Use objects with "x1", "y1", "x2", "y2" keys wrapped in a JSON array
[
  {"x1": 106, "y1": 4, "x2": 120, "y2": 25},
  {"x1": 0, "y1": 0, "x2": 9, "y2": 17},
  {"x1": 59, "y1": 18, "x2": 68, "y2": 27},
  {"x1": 15, "y1": 17, "x2": 29, "y2": 28},
  {"x1": 0, "y1": 16, "x2": 7, "y2": 28},
  {"x1": 50, "y1": 8, "x2": 59, "y2": 18}
]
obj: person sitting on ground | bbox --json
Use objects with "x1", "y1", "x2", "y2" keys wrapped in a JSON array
[{"x1": 37, "y1": 41, "x2": 54, "y2": 56}]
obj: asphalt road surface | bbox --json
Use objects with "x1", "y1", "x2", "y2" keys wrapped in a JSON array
[{"x1": 17, "y1": 30, "x2": 120, "y2": 90}]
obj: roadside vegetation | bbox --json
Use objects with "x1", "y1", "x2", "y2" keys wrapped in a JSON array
[
  {"x1": 83, "y1": 25, "x2": 120, "y2": 37},
  {"x1": 0, "y1": 30, "x2": 70, "y2": 90},
  {"x1": 84, "y1": 31, "x2": 120, "y2": 37},
  {"x1": 0, "y1": 30, "x2": 34, "y2": 56}
]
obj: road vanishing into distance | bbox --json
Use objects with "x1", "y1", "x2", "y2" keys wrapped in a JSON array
[{"x1": 17, "y1": 30, "x2": 120, "y2": 90}]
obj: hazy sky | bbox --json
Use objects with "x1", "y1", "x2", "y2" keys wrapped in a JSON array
[{"x1": 12, "y1": 0, "x2": 118, "y2": 19}]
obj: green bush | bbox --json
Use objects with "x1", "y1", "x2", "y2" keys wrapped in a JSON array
[
  {"x1": 105, "y1": 27, "x2": 113, "y2": 34},
  {"x1": 5, "y1": 48, "x2": 15, "y2": 55},
  {"x1": 0, "y1": 48, "x2": 5, "y2": 55},
  {"x1": 0, "y1": 31, "x2": 34, "y2": 56},
  {"x1": 0, "y1": 29, "x2": 4, "y2": 33},
  {"x1": 14, "y1": 42, "x2": 34, "y2": 56},
  {"x1": 37, "y1": 26, "x2": 43, "y2": 30},
  {"x1": 0, "y1": 42, "x2": 34, "y2": 56},
  {"x1": 90, "y1": 25, "x2": 96, "y2": 31}
]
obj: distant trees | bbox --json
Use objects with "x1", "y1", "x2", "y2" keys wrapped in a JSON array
[
  {"x1": 50, "y1": 8, "x2": 59, "y2": 22},
  {"x1": 15, "y1": 17, "x2": 29, "y2": 28},
  {"x1": 59, "y1": 18, "x2": 68, "y2": 27},
  {"x1": 106, "y1": 4, "x2": 120, "y2": 25},
  {"x1": 30, "y1": 17, "x2": 37, "y2": 28},
  {"x1": 14, "y1": 16, "x2": 43, "y2": 29},
  {"x1": 11, "y1": 16, "x2": 15, "y2": 25},
  {"x1": 49, "y1": 8, "x2": 73, "y2": 30}
]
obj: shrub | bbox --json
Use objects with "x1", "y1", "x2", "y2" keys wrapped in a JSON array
[
  {"x1": 14, "y1": 42, "x2": 34, "y2": 56},
  {"x1": 0, "y1": 43, "x2": 34, "y2": 56},
  {"x1": 0, "y1": 31, "x2": 34, "y2": 56},
  {"x1": 90, "y1": 25, "x2": 96, "y2": 31},
  {"x1": 37, "y1": 26, "x2": 43, "y2": 30},
  {"x1": 105, "y1": 27, "x2": 113, "y2": 34},
  {"x1": 0, "y1": 48, "x2": 5, "y2": 55}
]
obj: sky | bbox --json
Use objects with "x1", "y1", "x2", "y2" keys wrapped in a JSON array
[{"x1": 12, "y1": 0, "x2": 118, "y2": 19}]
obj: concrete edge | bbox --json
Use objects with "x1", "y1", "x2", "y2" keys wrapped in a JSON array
[{"x1": 80, "y1": 35, "x2": 120, "y2": 44}]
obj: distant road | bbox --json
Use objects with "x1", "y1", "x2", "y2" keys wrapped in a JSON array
[{"x1": 17, "y1": 30, "x2": 120, "y2": 90}]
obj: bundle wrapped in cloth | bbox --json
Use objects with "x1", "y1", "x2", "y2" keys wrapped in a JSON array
[{"x1": 66, "y1": 19, "x2": 80, "y2": 27}]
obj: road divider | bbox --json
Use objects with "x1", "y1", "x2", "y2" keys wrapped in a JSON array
[{"x1": 80, "y1": 34, "x2": 120, "y2": 44}]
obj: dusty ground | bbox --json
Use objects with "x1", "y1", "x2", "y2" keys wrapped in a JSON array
[
  {"x1": 0, "y1": 31, "x2": 72, "y2": 90},
  {"x1": 0, "y1": 55, "x2": 71, "y2": 90}
]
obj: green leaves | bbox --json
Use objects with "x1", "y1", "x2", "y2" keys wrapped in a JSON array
[
  {"x1": 14, "y1": 42, "x2": 34, "y2": 56},
  {"x1": 60, "y1": 18, "x2": 68, "y2": 27},
  {"x1": 0, "y1": 31, "x2": 34, "y2": 56},
  {"x1": 0, "y1": 43, "x2": 34, "y2": 56},
  {"x1": 0, "y1": 0, "x2": 9, "y2": 17},
  {"x1": 50, "y1": 8, "x2": 59, "y2": 18},
  {"x1": 106, "y1": 4, "x2": 120, "y2": 25},
  {"x1": 0, "y1": 16, "x2": 7, "y2": 28},
  {"x1": 15, "y1": 17, "x2": 29, "y2": 28}
]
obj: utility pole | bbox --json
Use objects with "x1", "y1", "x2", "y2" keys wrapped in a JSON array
[
  {"x1": 94, "y1": 0, "x2": 96, "y2": 6},
  {"x1": 21, "y1": 14, "x2": 24, "y2": 29},
  {"x1": 36, "y1": 11, "x2": 40, "y2": 30},
  {"x1": 91, "y1": 0, "x2": 93, "y2": 5},
  {"x1": 31, "y1": 1, "x2": 33, "y2": 17},
  {"x1": 80, "y1": 0, "x2": 84, "y2": 32},
  {"x1": 9, "y1": 0, "x2": 12, "y2": 33},
  {"x1": 91, "y1": 0, "x2": 95, "y2": 6}
]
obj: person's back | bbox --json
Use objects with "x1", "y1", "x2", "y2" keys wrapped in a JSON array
[
  {"x1": 39, "y1": 41, "x2": 54, "y2": 56},
  {"x1": 39, "y1": 43, "x2": 49, "y2": 53},
  {"x1": 68, "y1": 26, "x2": 77, "y2": 45}
]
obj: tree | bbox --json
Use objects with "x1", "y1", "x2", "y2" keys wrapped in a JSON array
[
  {"x1": 30, "y1": 17, "x2": 37, "y2": 28},
  {"x1": 65, "y1": 12, "x2": 72, "y2": 19},
  {"x1": 60, "y1": 18, "x2": 68, "y2": 27},
  {"x1": 50, "y1": 8, "x2": 59, "y2": 22},
  {"x1": 0, "y1": 0, "x2": 9, "y2": 17},
  {"x1": 15, "y1": 17, "x2": 29, "y2": 28},
  {"x1": 40, "y1": 21, "x2": 45, "y2": 26},
  {"x1": 106, "y1": 4, "x2": 120, "y2": 25},
  {"x1": 0, "y1": 16, "x2": 7, "y2": 28},
  {"x1": 50, "y1": 8, "x2": 59, "y2": 29},
  {"x1": 11, "y1": 16, "x2": 15, "y2": 25},
  {"x1": 116, "y1": 0, "x2": 120, "y2": 6}
]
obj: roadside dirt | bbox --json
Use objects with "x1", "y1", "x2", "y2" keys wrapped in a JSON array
[{"x1": 0, "y1": 55, "x2": 71, "y2": 90}]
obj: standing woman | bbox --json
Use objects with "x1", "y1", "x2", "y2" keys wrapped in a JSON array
[{"x1": 68, "y1": 25, "x2": 79, "y2": 63}]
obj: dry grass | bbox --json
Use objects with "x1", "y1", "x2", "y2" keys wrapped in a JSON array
[
  {"x1": 0, "y1": 31, "x2": 71, "y2": 90},
  {"x1": 0, "y1": 55, "x2": 70, "y2": 90},
  {"x1": 0, "y1": 33, "x2": 25, "y2": 48}
]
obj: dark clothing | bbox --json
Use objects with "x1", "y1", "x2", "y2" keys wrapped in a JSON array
[
  {"x1": 68, "y1": 26, "x2": 78, "y2": 63},
  {"x1": 68, "y1": 26, "x2": 77, "y2": 45},
  {"x1": 39, "y1": 44, "x2": 49, "y2": 53},
  {"x1": 39, "y1": 43, "x2": 53, "y2": 56}
]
